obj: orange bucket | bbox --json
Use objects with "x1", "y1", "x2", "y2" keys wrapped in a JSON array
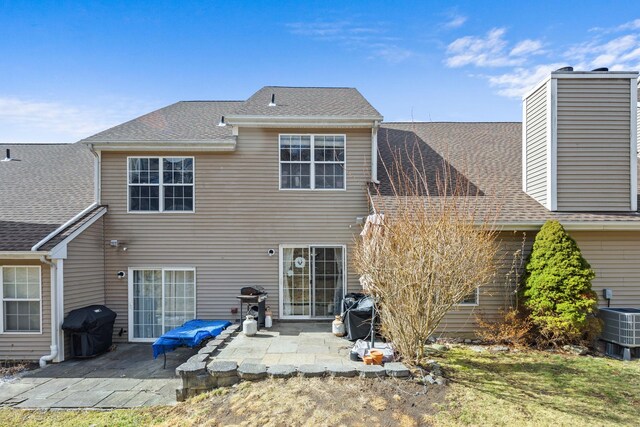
[
  {"x1": 363, "y1": 355, "x2": 374, "y2": 365},
  {"x1": 369, "y1": 350, "x2": 383, "y2": 365}
]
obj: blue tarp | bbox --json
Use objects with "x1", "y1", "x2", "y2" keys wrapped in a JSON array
[{"x1": 152, "y1": 319, "x2": 232, "y2": 358}]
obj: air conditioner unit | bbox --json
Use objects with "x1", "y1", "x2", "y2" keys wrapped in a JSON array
[{"x1": 599, "y1": 308, "x2": 640, "y2": 360}]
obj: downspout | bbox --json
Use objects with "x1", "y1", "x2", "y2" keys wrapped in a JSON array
[
  {"x1": 371, "y1": 121, "x2": 380, "y2": 184},
  {"x1": 39, "y1": 256, "x2": 58, "y2": 368}
]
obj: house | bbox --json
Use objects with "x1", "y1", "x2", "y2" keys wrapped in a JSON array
[{"x1": 0, "y1": 70, "x2": 638, "y2": 363}]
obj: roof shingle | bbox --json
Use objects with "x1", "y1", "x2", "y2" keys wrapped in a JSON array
[{"x1": 0, "y1": 143, "x2": 94, "y2": 251}]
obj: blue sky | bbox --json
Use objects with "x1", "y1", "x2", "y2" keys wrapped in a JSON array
[{"x1": 1, "y1": 1, "x2": 639, "y2": 142}]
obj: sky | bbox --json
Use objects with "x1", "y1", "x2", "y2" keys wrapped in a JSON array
[{"x1": 1, "y1": 0, "x2": 639, "y2": 142}]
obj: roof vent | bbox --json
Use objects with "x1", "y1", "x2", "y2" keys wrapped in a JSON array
[
  {"x1": 1, "y1": 149, "x2": 19, "y2": 162},
  {"x1": 555, "y1": 66, "x2": 574, "y2": 72},
  {"x1": 217, "y1": 115, "x2": 226, "y2": 127},
  {"x1": 268, "y1": 93, "x2": 276, "y2": 107},
  {"x1": 592, "y1": 67, "x2": 609, "y2": 72}
]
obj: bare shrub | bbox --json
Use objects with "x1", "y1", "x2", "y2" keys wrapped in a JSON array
[
  {"x1": 353, "y1": 128, "x2": 500, "y2": 365},
  {"x1": 475, "y1": 309, "x2": 532, "y2": 346}
]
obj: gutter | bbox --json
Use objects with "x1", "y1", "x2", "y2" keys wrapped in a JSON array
[
  {"x1": 38, "y1": 257, "x2": 58, "y2": 368},
  {"x1": 31, "y1": 203, "x2": 98, "y2": 251}
]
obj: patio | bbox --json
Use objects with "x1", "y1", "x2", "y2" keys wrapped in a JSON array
[
  {"x1": 0, "y1": 343, "x2": 195, "y2": 409},
  {"x1": 212, "y1": 321, "x2": 359, "y2": 367}
]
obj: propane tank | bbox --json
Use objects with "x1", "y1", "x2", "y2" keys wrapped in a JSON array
[
  {"x1": 243, "y1": 315, "x2": 258, "y2": 336},
  {"x1": 332, "y1": 315, "x2": 346, "y2": 337},
  {"x1": 265, "y1": 307, "x2": 273, "y2": 328}
]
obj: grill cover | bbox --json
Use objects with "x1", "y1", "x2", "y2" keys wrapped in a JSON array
[{"x1": 62, "y1": 305, "x2": 117, "y2": 332}]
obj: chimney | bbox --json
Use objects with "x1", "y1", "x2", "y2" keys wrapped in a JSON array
[{"x1": 523, "y1": 67, "x2": 639, "y2": 212}]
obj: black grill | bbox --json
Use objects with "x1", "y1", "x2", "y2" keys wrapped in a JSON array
[{"x1": 62, "y1": 305, "x2": 117, "y2": 358}]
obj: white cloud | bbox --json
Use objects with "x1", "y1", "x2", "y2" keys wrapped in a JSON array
[
  {"x1": 447, "y1": 18, "x2": 640, "y2": 99},
  {"x1": 446, "y1": 28, "x2": 539, "y2": 68},
  {"x1": 487, "y1": 63, "x2": 565, "y2": 97},
  {"x1": 510, "y1": 39, "x2": 543, "y2": 56},
  {"x1": 0, "y1": 96, "x2": 152, "y2": 142},
  {"x1": 444, "y1": 15, "x2": 467, "y2": 29},
  {"x1": 286, "y1": 20, "x2": 413, "y2": 63}
]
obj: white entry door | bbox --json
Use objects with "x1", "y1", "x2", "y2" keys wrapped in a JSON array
[
  {"x1": 280, "y1": 246, "x2": 345, "y2": 319},
  {"x1": 128, "y1": 267, "x2": 196, "y2": 341}
]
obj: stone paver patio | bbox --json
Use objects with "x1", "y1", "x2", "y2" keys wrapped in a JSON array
[
  {"x1": 212, "y1": 322, "x2": 359, "y2": 367},
  {"x1": 0, "y1": 343, "x2": 195, "y2": 409}
]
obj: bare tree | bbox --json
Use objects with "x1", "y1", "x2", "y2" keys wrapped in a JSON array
[{"x1": 353, "y1": 127, "x2": 500, "y2": 365}]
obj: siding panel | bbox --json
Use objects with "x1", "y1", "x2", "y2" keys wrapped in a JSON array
[
  {"x1": 102, "y1": 128, "x2": 371, "y2": 341},
  {"x1": 63, "y1": 217, "x2": 105, "y2": 358},
  {"x1": 556, "y1": 78, "x2": 632, "y2": 211},
  {"x1": 525, "y1": 83, "x2": 548, "y2": 206}
]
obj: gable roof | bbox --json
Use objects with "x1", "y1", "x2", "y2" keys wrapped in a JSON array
[
  {"x1": 80, "y1": 87, "x2": 382, "y2": 146},
  {"x1": 0, "y1": 143, "x2": 95, "y2": 251},
  {"x1": 81, "y1": 101, "x2": 243, "y2": 144},
  {"x1": 375, "y1": 122, "x2": 640, "y2": 227},
  {"x1": 230, "y1": 86, "x2": 382, "y2": 119}
]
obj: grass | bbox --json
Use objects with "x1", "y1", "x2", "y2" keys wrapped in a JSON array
[
  {"x1": 1, "y1": 348, "x2": 638, "y2": 426},
  {"x1": 427, "y1": 347, "x2": 640, "y2": 426}
]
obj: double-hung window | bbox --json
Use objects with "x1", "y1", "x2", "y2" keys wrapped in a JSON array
[
  {"x1": 279, "y1": 135, "x2": 345, "y2": 190},
  {"x1": 128, "y1": 157, "x2": 194, "y2": 212},
  {"x1": 459, "y1": 288, "x2": 479, "y2": 306},
  {"x1": 1, "y1": 266, "x2": 41, "y2": 333}
]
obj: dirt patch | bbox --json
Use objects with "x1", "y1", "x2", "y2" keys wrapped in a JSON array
[
  {"x1": 152, "y1": 377, "x2": 446, "y2": 427},
  {"x1": 0, "y1": 361, "x2": 37, "y2": 379}
]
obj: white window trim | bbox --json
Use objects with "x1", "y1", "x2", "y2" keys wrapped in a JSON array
[
  {"x1": 278, "y1": 244, "x2": 347, "y2": 320},
  {"x1": 0, "y1": 266, "x2": 43, "y2": 334},
  {"x1": 456, "y1": 288, "x2": 480, "y2": 307},
  {"x1": 126, "y1": 156, "x2": 196, "y2": 214},
  {"x1": 127, "y1": 267, "x2": 197, "y2": 343},
  {"x1": 278, "y1": 134, "x2": 347, "y2": 191}
]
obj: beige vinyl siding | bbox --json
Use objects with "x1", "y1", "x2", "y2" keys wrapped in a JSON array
[
  {"x1": 62, "y1": 216, "x2": 105, "y2": 358},
  {"x1": 0, "y1": 259, "x2": 51, "y2": 361},
  {"x1": 556, "y1": 78, "x2": 632, "y2": 211},
  {"x1": 101, "y1": 127, "x2": 371, "y2": 341},
  {"x1": 436, "y1": 229, "x2": 640, "y2": 337},
  {"x1": 525, "y1": 83, "x2": 548, "y2": 206},
  {"x1": 572, "y1": 231, "x2": 640, "y2": 308},
  {"x1": 436, "y1": 231, "x2": 533, "y2": 337}
]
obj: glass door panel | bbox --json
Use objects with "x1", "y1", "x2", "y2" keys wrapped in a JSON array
[
  {"x1": 282, "y1": 246, "x2": 345, "y2": 318},
  {"x1": 312, "y1": 247, "x2": 344, "y2": 317},
  {"x1": 132, "y1": 269, "x2": 162, "y2": 339},
  {"x1": 282, "y1": 247, "x2": 310, "y2": 317}
]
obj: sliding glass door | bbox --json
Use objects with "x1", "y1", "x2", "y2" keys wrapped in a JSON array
[
  {"x1": 129, "y1": 268, "x2": 196, "y2": 341},
  {"x1": 281, "y1": 246, "x2": 345, "y2": 319}
]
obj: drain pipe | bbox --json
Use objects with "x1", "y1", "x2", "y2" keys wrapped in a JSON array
[{"x1": 39, "y1": 257, "x2": 58, "y2": 368}]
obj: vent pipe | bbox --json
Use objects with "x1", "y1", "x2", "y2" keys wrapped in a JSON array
[
  {"x1": 217, "y1": 115, "x2": 226, "y2": 126},
  {"x1": 268, "y1": 93, "x2": 276, "y2": 107},
  {"x1": 1, "y1": 149, "x2": 18, "y2": 162}
]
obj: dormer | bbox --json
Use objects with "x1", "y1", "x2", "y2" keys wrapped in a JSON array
[{"x1": 523, "y1": 67, "x2": 639, "y2": 212}]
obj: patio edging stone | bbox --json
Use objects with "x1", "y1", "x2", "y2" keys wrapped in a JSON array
[{"x1": 175, "y1": 323, "x2": 414, "y2": 402}]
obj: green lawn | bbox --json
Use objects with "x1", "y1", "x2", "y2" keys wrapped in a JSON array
[{"x1": 1, "y1": 348, "x2": 639, "y2": 426}]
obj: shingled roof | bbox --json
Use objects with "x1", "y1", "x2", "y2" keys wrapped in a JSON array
[
  {"x1": 81, "y1": 101, "x2": 243, "y2": 144},
  {"x1": 231, "y1": 86, "x2": 382, "y2": 119},
  {"x1": 0, "y1": 143, "x2": 95, "y2": 251},
  {"x1": 81, "y1": 87, "x2": 382, "y2": 145},
  {"x1": 375, "y1": 122, "x2": 640, "y2": 226}
]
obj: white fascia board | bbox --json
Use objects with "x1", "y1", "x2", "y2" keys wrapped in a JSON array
[
  {"x1": 631, "y1": 82, "x2": 638, "y2": 211},
  {"x1": 48, "y1": 207, "x2": 107, "y2": 260},
  {"x1": 551, "y1": 72, "x2": 639, "y2": 79},
  {"x1": 85, "y1": 140, "x2": 237, "y2": 152},
  {"x1": 496, "y1": 221, "x2": 640, "y2": 231},
  {"x1": 225, "y1": 116, "x2": 381, "y2": 128},
  {"x1": 521, "y1": 98, "x2": 527, "y2": 193},
  {"x1": 0, "y1": 251, "x2": 49, "y2": 259},
  {"x1": 522, "y1": 75, "x2": 551, "y2": 100}
]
